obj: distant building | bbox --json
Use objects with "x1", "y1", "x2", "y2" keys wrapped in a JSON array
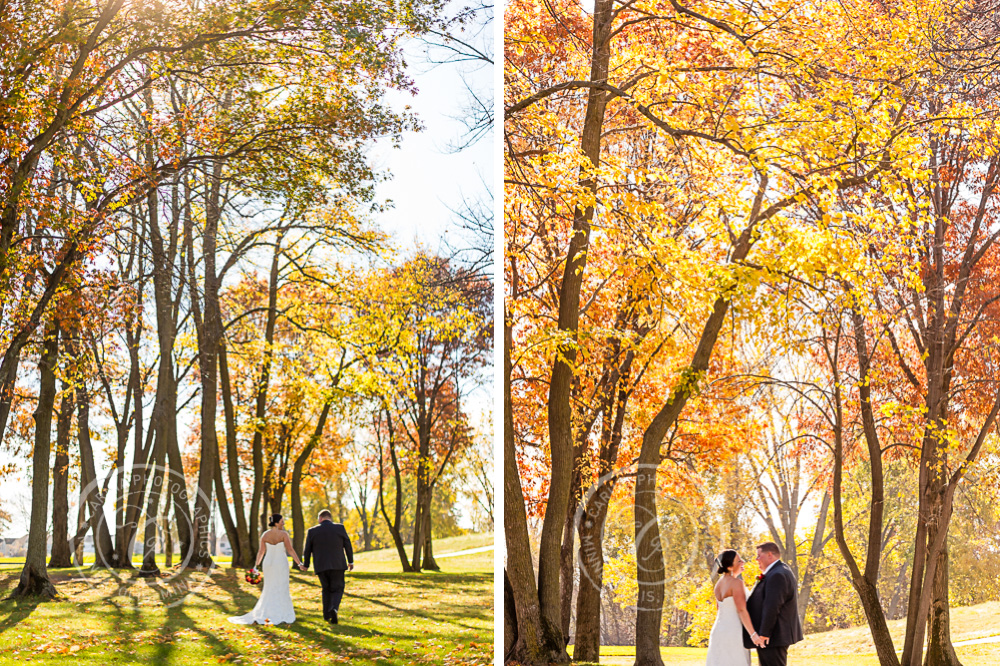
[{"x1": 0, "y1": 535, "x2": 27, "y2": 557}]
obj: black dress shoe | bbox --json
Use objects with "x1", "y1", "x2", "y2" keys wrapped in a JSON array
[{"x1": 331, "y1": 610, "x2": 338, "y2": 625}]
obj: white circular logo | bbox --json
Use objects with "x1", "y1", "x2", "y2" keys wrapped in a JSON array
[
  {"x1": 68, "y1": 463, "x2": 215, "y2": 608},
  {"x1": 575, "y1": 462, "x2": 706, "y2": 611}
]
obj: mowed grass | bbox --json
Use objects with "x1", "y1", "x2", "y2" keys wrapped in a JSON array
[
  {"x1": 0, "y1": 555, "x2": 234, "y2": 569},
  {"x1": 358, "y1": 534, "x2": 494, "y2": 563},
  {"x1": 578, "y1": 646, "x2": 1000, "y2": 666},
  {"x1": 0, "y1": 534, "x2": 494, "y2": 665},
  {"x1": 576, "y1": 601, "x2": 1000, "y2": 665},
  {"x1": 0, "y1": 534, "x2": 492, "y2": 569},
  {"x1": 795, "y1": 600, "x2": 1000, "y2": 655}
]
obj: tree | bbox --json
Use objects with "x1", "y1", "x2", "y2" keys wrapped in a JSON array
[
  {"x1": 1, "y1": 0, "x2": 454, "y2": 598},
  {"x1": 505, "y1": 0, "x2": 968, "y2": 663},
  {"x1": 368, "y1": 254, "x2": 491, "y2": 572}
]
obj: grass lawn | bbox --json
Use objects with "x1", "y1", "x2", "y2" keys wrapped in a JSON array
[
  {"x1": 0, "y1": 556, "x2": 235, "y2": 568},
  {"x1": 575, "y1": 646, "x2": 1000, "y2": 666},
  {"x1": 0, "y1": 534, "x2": 494, "y2": 665},
  {"x1": 574, "y1": 601, "x2": 1000, "y2": 665}
]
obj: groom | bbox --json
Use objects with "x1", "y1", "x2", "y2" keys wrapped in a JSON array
[
  {"x1": 741, "y1": 542, "x2": 803, "y2": 666},
  {"x1": 301, "y1": 509, "x2": 354, "y2": 625}
]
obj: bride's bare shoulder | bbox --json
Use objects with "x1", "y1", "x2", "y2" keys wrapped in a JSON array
[{"x1": 714, "y1": 576, "x2": 733, "y2": 601}]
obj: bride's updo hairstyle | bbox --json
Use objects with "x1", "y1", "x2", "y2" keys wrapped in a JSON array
[
  {"x1": 268, "y1": 514, "x2": 283, "y2": 528},
  {"x1": 717, "y1": 549, "x2": 738, "y2": 575}
]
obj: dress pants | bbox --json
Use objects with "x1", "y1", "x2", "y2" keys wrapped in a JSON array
[
  {"x1": 756, "y1": 645, "x2": 788, "y2": 666},
  {"x1": 318, "y1": 569, "x2": 346, "y2": 619}
]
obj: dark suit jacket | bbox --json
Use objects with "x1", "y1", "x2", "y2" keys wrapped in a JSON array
[
  {"x1": 742, "y1": 560, "x2": 804, "y2": 649},
  {"x1": 302, "y1": 521, "x2": 354, "y2": 572}
]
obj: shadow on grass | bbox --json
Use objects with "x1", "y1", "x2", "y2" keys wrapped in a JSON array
[
  {"x1": 105, "y1": 585, "x2": 146, "y2": 637},
  {"x1": 75, "y1": 569, "x2": 243, "y2": 665},
  {"x1": 212, "y1": 567, "x2": 260, "y2": 611},
  {"x1": 347, "y1": 590, "x2": 489, "y2": 631},
  {"x1": 260, "y1": 615, "x2": 375, "y2": 647},
  {"x1": 160, "y1": 599, "x2": 238, "y2": 664},
  {"x1": 0, "y1": 597, "x2": 44, "y2": 636},
  {"x1": 141, "y1": 586, "x2": 241, "y2": 665},
  {"x1": 204, "y1": 568, "x2": 383, "y2": 659},
  {"x1": 205, "y1": 569, "x2": 381, "y2": 638}
]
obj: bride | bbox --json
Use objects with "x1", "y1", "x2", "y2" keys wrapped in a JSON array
[
  {"x1": 229, "y1": 514, "x2": 305, "y2": 625},
  {"x1": 705, "y1": 549, "x2": 760, "y2": 666}
]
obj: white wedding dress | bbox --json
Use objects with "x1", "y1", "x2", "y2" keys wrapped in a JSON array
[
  {"x1": 705, "y1": 593, "x2": 751, "y2": 666},
  {"x1": 228, "y1": 542, "x2": 296, "y2": 625}
]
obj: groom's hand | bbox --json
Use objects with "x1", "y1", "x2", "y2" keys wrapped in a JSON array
[
  {"x1": 348, "y1": 564, "x2": 354, "y2": 571},
  {"x1": 760, "y1": 636, "x2": 770, "y2": 647}
]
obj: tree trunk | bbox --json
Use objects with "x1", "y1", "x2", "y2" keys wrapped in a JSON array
[
  {"x1": 355, "y1": 490, "x2": 378, "y2": 552},
  {"x1": 10, "y1": 322, "x2": 59, "y2": 599},
  {"x1": 574, "y1": 483, "x2": 614, "y2": 662},
  {"x1": 163, "y1": 490, "x2": 173, "y2": 569},
  {"x1": 855, "y1": 576, "x2": 900, "y2": 664},
  {"x1": 139, "y1": 416, "x2": 168, "y2": 576},
  {"x1": 410, "y1": 405, "x2": 431, "y2": 573},
  {"x1": 49, "y1": 373, "x2": 74, "y2": 568},
  {"x1": 903, "y1": 428, "x2": 945, "y2": 666},
  {"x1": 504, "y1": 312, "x2": 562, "y2": 664},
  {"x1": 165, "y1": 415, "x2": 195, "y2": 564},
  {"x1": 213, "y1": 451, "x2": 241, "y2": 566},
  {"x1": 560, "y1": 454, "x2": 581, "y2": 643},
  {"x1": 573, "y1": 379, "x2": 630, "y2": 661},
  {"x1": 539, "y1": 0, "x2": 613, "y2": 653},
  {"x1": 421, "y1": 504, "x2": 438, "y2": 571},
  {"x1": 110, "y1": 323, "x2": 140, "y2": 568},
  {"x1": 248, "y1": 235, "x2": 281, "y2": 550},
  {"x1": 76, "y1": 381, "x2": 116, "y2": 568},
  {"x1": 123, "y1": 87, "x2": 173, "y2": 566},
  {"x1": 377, "y1": 408, "x2": 414, "y2": 572},
  {"x1": 888, "y1": 561, "x2": 910, "y2": 620},
  {"x1": 830, "y1": 368, "x2": 900, "y2": 666},
  {"x1": 219, "y1": 340, "x2": 252, "y2": 567},
  {"x1": 292, "y1": 401, "x2": 331, "y2": 554},
  {"x1": 632, "y1": 172, "x2": 768, "y2": 663},
  {"x1": 186, "y1": 157, "x2": 227, "y2": 571},
  {"x1": 924, "y1": 538, "x2": 962, "y2": 666},
  {"x1": 634, "y1": 297, "x2": 734, "y2": 665},
  {"x1": 72, "y1": 496, "x2": 86, "y2": 567},
  {"x1": 119, "y1": 312, "x2": 145, "y2": 569},
  {"x1": 504, "y1": 569, "x2": 518, "y2": 660},
  {"x1": 797, "y1": 490, "x2": 831, "y2": 627},
  {"x1": 269, "y1": 482, "x2": 282, "y2": 516}
]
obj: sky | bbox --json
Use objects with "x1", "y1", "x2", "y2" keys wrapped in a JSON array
[
  {"x1": 371, "y1": 37, "x2": 493, "y2": 254},
  {"x1": 0, "y1": 16, "x2": 495, "y2": 539}
]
